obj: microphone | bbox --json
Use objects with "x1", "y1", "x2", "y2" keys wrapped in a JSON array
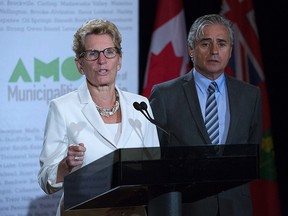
[
  {"x1": 133, "y1": 101, "x2": 170, "y2": 135},
  {"x1": 133, "y1": 101, "x2": 182, "y2": 146},
  {"x1": 139, "y1": 101, "x2": 153, "y2": 120}
]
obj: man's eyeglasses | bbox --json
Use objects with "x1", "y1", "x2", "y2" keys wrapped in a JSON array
[{"x1": 79, "y1": 47, "x2": 119, "y2": 61}]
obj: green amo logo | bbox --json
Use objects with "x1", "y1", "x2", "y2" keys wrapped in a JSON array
[{"x1": 9, "y1": 57, "x2": 82, "y2": 82}]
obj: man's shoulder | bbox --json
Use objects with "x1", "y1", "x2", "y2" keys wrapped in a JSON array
[
  {"x1": 156, "y1": 72, "x2": 192, "y2": 88},
  {"x1": 226, "y1": 75, "x2": 259, "y2": 90}
]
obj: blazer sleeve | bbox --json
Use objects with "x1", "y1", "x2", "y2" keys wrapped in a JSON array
[{"x1": 38, "y1": 100, "x2": 68, "y2": 194}]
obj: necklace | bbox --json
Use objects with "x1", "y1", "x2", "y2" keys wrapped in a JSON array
[{"x1": 95, "y1": 89, "x2": 120, "y2": 117}]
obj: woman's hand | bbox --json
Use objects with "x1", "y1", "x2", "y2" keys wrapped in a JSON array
[
  {"x1": 56, "y1": 143, "x2": 86, "y2": 183},
  {"x1": 66, "y1": 143, "x2": 86, "y2": 167}
]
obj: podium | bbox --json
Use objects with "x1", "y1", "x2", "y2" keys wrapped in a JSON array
[{"x1": 64, "y1": 144, "x2": 259, "y2": 215}]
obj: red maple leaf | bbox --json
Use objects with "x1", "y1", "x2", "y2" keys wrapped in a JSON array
[{"x1": 143, "y1": 42, "x2": 183, "y2": 97}]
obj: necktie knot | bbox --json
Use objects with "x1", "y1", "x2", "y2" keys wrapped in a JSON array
[{"x1": 208, "y1": 81, "x2": 217, "y2": 93}]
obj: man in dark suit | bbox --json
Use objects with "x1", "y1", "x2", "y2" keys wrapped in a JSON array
[{"x1": 149, "y1": 14, "x2": 262, "y2": 216}]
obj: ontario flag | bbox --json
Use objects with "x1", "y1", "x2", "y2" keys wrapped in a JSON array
[
  {"x1": 221, "y1": 0, "x2": 282, "y2": 215},
  {"x1": 141, "y1": 0, "x2": 191, "y2": 97}
]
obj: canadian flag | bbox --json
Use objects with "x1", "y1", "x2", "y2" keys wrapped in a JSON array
[{"x1": 142, "y1": 0, "x2": 191, "y2": 97}]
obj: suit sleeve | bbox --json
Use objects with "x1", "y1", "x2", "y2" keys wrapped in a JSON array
[{"x1": 249, "y1": 87, "x2": 263, "y2": 145}]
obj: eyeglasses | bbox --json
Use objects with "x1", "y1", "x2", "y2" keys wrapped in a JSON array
[{"x1": 79, "y1": 47, "x2": 119, "y2": 61}]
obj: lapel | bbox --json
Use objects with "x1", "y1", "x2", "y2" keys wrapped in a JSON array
[
  {"x1": 78, "y1": 83, "x2": 134, "y2": 148},
  {"x1": 78, "y1": 82, "x2": 116, "y2": 146},
  {"x1": 182, "y1": 73, "x2": 211, "y2": 143},
  {"x1": 225, "y1": 76, "x2": 240, "y2": 144},
  {"x1": 114, "y1": 87, "x2": 133, "y2": 148}
]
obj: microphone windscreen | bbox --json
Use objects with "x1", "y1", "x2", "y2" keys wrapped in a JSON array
[
  {"x1": 140, "y1": 101, "x2": 148, "y2": 110},
  {"x1": 133, "y1": 102, "x2": 141, "y2": 110}
]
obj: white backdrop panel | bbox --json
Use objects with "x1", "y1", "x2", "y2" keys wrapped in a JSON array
[{"x1": 0, "y1": 1, "x2": 139, "y2": 215}]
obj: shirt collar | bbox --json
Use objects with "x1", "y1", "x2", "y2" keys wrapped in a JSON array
[{"x1": 193, "y1": 68, "x2": 225, "y2": 94}]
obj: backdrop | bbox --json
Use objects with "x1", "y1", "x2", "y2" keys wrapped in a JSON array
[{"x1": 0, "y1": 1, "x2": 139, "y2": 215}]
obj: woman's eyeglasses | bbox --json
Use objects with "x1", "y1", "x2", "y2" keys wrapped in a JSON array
[{"x1": 79, "y1": 47, "x2": 119, "y2": 61}]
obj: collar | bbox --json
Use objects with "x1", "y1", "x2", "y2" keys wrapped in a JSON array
[{"x1": 193, "y1": 68, "x2": 225, "y2": 95}]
